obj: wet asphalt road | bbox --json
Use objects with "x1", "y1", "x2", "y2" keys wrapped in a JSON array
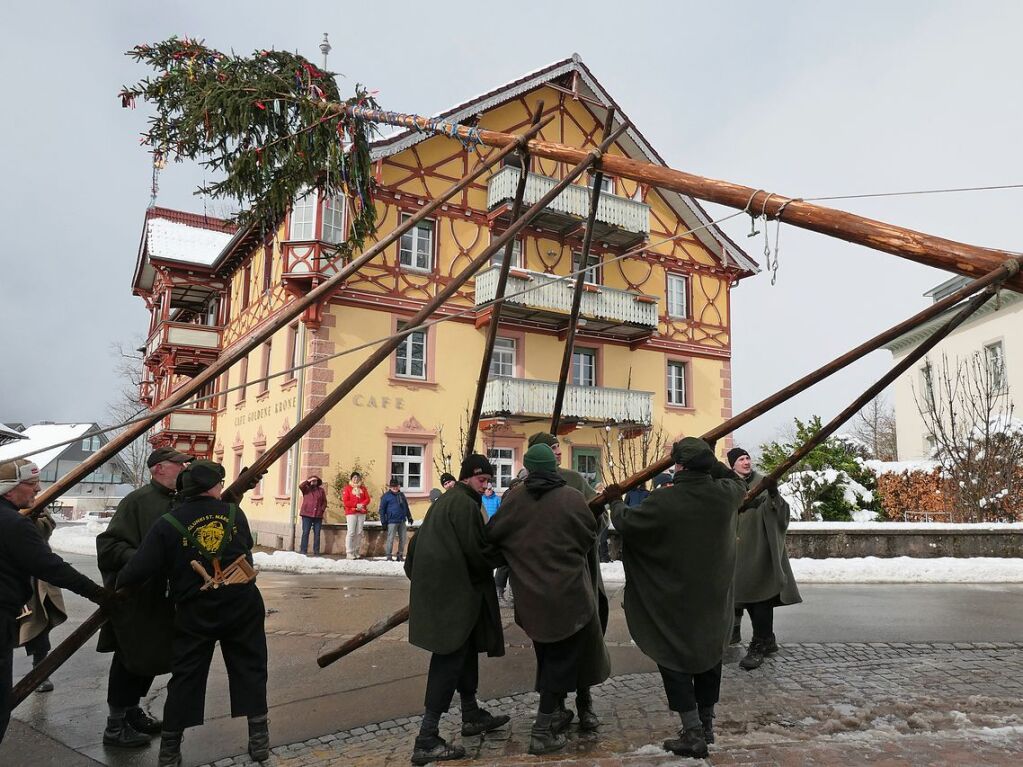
[{"x1": 3, "y1": 552, "x2": 1022, "y2": 766}]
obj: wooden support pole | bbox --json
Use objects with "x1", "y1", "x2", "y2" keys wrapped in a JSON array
[
  {"x1": 550, "y1": 107, "x2": 616, "y2": 434},
  {"x1": 223, "y1": 123, "x2": 628, "y2": 503},
  {"x1": 23, "y1": 118, "x2": 551, "y2": 517},
  {"x1": 463, "y1": 101, "x2": 544, "y2": 459}
]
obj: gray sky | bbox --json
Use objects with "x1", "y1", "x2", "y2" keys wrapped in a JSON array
[{"x1": 2, "y1": 1, "x2": 1021, "y2": 453}]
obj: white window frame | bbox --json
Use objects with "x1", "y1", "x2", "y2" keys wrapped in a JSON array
[
  {"x1": 289, "y1": 190, "x2": 317, "y2": 240},
  {"x1": 577, "y1": 251, "x2": 601, "y2": 285},
  {"x1": 573, "y1": 448, "x2": 602, "y2": 487},
  {"x1": 321, "y1": 195, "x2": 346, "y2": 244},
  {"x1": 667, "y1": 274, "x2": 688, "y2": 318},
  {"x1": 395, "y1": 321, "x2": 427, "y2": 380},
  {"x1": 588, "y1": 173, "x2": 614, "y2": 194},
  {"x1": 572, "y1": 347, "x2": 597, "y2": 387},
  {"x1": 489, "y1": 337, "x2": 516, "y2": 378},
  {"x1": 487, "y1": 447, "x2": 515, "y2": 493},
  {"x1": 984, "y1": 341, "x2": 1007, "y2": 390},
  {"x1": 399, "y1": 214, "x2": 434, "y2": 272},
  {"x1": 491, "y1": 237, "x2": 522, "y2": 269},
  {"x1": 391, "y1": 444, "x2": 424, "y2": 492},
  {"x1": 667, "y1": 361, "x2": 687, "y2": 407}
]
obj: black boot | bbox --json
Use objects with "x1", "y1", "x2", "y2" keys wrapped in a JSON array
[
  {"x1": 125, "y1": 706, "x2": 162, "y2": 735},
  {"x1": 103, "y1": 715, "x2": 151, "y2": 748},
  {"x1": 411, "y1": 734, "x2": 466, "y2": 765},
  {"x1": 552, "y1": 700, "x2": 574, "y2": 733},
  {"x1": 699, "y1": 706, "x2": 715, "y2": 745},
  {"x1": 663, "y1": 726, "x2": 708, "y2": 758},
  {"x1": 528, "y1": 712, "x2": 568, "y2": 756},
  {"x1": 460, "y1": 707, "x2": 510, "y2": 736},
  {"x1": 248, "y1": 716, "x2": 271, "y2": 762},
  {"x1": 760, "y1": 633, "x2": 779, "y2": 655},
  {"x1": 157, "y1": 731, "x2": 183, "y2": 767},
  {"x1": 577, "y1": 690, "x2": 600, "y2": 731},
  {"x1": 739, "y1": 639, "x2": 765, "y2": 671}
]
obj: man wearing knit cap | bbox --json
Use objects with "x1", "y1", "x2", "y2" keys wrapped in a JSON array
[
  {"x1": 404, "y1": 454, "x2": 509, "y2": 765},
  {"x1": 487, "y1": 443, "x2": 608, "y2": 755},
  {"x1": 0, "y1": 458, "x2": 111, "y2": 745},
  {"x1": 116, "y1": 459, "x2": 269, "y2": 766},
  {"x1": 525, "y1": 432, "x2": 606, "y2": 729},
  {"x1": 727, "y1": 447, "x2": 801, "y2": 670},
  {"x1": 609, "y1": 438, "x2": 745, "y2": 758},
  {"x1": 96, "y1": 446, "x2": 191, "y2": 748}
]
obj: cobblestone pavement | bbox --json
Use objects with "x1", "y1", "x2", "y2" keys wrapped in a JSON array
[{"x1": 201, "y1": 641, "x2": 1023, "y2": 767}]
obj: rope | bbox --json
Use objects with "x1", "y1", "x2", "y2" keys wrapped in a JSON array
[
  {"x1": 5, "y1": 211, "x2": 744, "y2": 464},
  {"x1": 804, "y1": 183, "x2": 1023, "y2": 202}
]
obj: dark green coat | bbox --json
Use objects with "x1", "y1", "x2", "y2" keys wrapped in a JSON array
[
  {"x1": 559, "y1": 468, "x2": 610, "y2": 634},
  {"x1": 734, "y1": 471, "x2": 802, "y2": 608},
  {"x1": 404, "y1": 482, "x2": 504, "y2": 657},
  {"x1": 95, "y1": 480, "x2": 176, "y2": 674},
  {"x1": 610, "y1": 461, "x2": 745, "y2": 674}
]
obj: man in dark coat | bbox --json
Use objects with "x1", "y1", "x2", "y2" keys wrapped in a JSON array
[
  {"x1": 728, "y1": 447, "x2": 802, "y2": 670},
  {"x1": 526, "y1": 432, "x2": 606, "y2": 729},
  {"x1": 609, "y1": 438, "x2": 745, "y2": 759},
  {"x1": 404, "y1": 455, "x2": 509, "y2": 765},
  {"x1": 95, "y1": 447, "x2": 189, "y2": 747},
  {"x1": 487, "y1": 443, "x2": 608, "y2": 755},
  {"x1": 1, "y1": 459, "x2": 111, "y2": 745},
  {"x1": 117, "y1": 460, "x2": 269, "y2": 767}
]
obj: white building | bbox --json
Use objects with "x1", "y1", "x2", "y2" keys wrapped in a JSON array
[{"x1": 885, "y1": 277, "x2": 1021, "y2": 460}]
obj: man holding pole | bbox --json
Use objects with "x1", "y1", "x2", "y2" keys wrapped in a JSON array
[{"x1": 403, "y1": 454, "x2": 509, "y2": 765}]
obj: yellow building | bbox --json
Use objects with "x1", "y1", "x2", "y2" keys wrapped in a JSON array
[{"x1": 131, "y1": 55, "x2": 757, "y2": 548}]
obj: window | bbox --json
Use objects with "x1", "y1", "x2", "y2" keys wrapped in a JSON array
[
  {"x1": 258, "y1": 340, "x2": 272, "y2": 395},
  {"x1": 237, "y1": 356, "x2": 248, "y2": 402},
  {"x1": 289, "y1": 191, "x2": 317, "y2": 240},
  {"x1": 233, "y1": 449, "x2": 243, "y2": 481},
  {"x1": 391, "y1": 444, "x2": 424, "y2": 491},
  {"x1": 577, "y1": 251, "x2": 601, "y2": 284},
  {"x1": 573, "y1": 448, "x2": 602, "y2": 486},
  {"x1": 491, "y1": 238, "x2": 522, "y2": 269},
  {"x1": 587, "y1": 173, "x2": 614, "y2": 194},
  {"x1": 262, "y1": 242, "x2": 273, "y2": 293},
  {"x1": 321, "y1": 195, "x2": 346, "y2": 244},
  {"x1": 920, "y1": 362, "x2": 935, "y2": 411},
  {"x1": 252, "y1": 448, "x2": 265, "y2": 497},
  {"x1": 667, "y1": 274, "x2": 688, "y2": 318},
  {"x1": 572, "y1": 347, "x2": 597, "y2": 387},
  {"x1": 395, "y1": 321, "x2": 427, "y2": 379},
  {"x1": 194, "y1": 380, "x2": 216, "y2": 410},
  {"x1": 985, "y1": 341, "x2": 1006, "y2": 390},
  {"x1": 399, "y1": 214, "x2": 434, "y2": 271},
  {"x1": 285, "y1": 323, "x2": 299, "y2": 382},
  {"x1": 81, "y1": 436, "x2": 101, "y2": 452},
  {"x1": 218, "y1": 372, "x2": 229, "y2": 410},
  {"x1": 667, "y1": 361, "x2": 687, "y2": 407},
  {"x1": 242, "y1": 263, "x2": 252, "y2": 308},
  {"x1": 487, "y1": 447, "x2": 515, "y2": 492},
  {"x1": 278, "y1": 447, "x2": 294, "y2": 497},
  {"x1": 489, "y1": 337, "x2": 516, "y2": 378}
]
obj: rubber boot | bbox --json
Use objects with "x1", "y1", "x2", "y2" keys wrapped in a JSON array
[
  {"x1": 528, "y1": 711, "x2": 568, "y2": 756},
  {"x1": 157, "y1": 731, "x2": 184, "y2": 767}
]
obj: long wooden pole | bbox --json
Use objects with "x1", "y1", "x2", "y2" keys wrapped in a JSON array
[
  {"x1": 550, "y1": 108, "x2": 616, "y2": 433},
  {"x1": 223, "y1": 124, "x2": 628, "y2": 502},
  {"x1": 463, "y1": 101, "x2": 544, "y2": 459},
  {"x1": 23, "y1": 118, "x2": 551, "y2": 516},
  {"x1": 340, "y1": 105, "x2": 1023, "y2": 294}
]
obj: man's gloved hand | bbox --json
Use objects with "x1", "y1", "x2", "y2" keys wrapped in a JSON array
[
  {"x1": 92, "y1": 586, "x2": 128, "y2": 617},
  {"x1": 238, "y1": 466, "x2": 269, "y2": 494},
  {"x1": 602, "y1": 483, "x2": 624, "y2": 504},
  {"x1": 765, "y1": 477, "x2": 780, "y2": 498}
]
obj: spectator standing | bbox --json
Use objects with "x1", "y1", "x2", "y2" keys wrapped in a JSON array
[
  {"x1": 379, "y1": 478, "x2": 414, "y2": 561},
  {"x1": 298, "y1": 475, "x2": 327, "y2": 556},
  {"x1": 481, "y1": 485, "x2": 501, "y2": 518},
  {"x1": 342, "y1": 472, "x2": 371, "y2": 560}
]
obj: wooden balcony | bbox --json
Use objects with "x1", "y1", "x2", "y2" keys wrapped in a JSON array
[
  {"x1": 474, "y1": 265, "x2": 658, "y2": 340},
  {"x1": 150, "y1": 408, "x2": 217, "y2": 458},
  {"x1": 482, "y1": 376, "x2": 652, "y2": 426},
  {"x1": 281, "y1": 241, "x2": 347, "y2": 287},
  {"x1": 145, "y1": 320, "x2": 223, "y2": 376},
  {"x1": 487, "y1": 167, "x2": 650, "y2": 248}
]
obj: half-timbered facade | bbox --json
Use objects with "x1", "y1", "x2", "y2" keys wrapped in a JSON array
[{"x1": 131, "y1": 55, "x2": 757, "y2": 548}]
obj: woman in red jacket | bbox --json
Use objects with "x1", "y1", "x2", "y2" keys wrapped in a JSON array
[
  {"x1": 298, "y1": 475, "x2": 328, "y2": 556},
  {"x1": 342, "y1": 472, "x2": 371, "y2": 560}
]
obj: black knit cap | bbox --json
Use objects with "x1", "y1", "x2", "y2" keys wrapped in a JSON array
[
  {"x1": 727, "y1": 447, "x2": 751, "y2": 468},
  {"x1": 459, "y1": 454, "x2": 497, "y2": 480},
  {"x1": 439, "y1": 472, "x2": 456, "y2": 485}
]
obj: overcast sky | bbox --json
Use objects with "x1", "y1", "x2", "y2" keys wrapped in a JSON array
[{"x1": 1, "y1": 1, "x2": 1020, "y2": 453}]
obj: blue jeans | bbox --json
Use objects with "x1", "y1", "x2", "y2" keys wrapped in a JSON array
[
  {"x1": 385, "y1": 521, "x2": 408, "y2": 559},
  {"x1": 300, "y1": 516, "x2": 322, "y2": 555}
]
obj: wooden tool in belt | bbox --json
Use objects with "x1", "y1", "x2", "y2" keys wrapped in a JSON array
[{"x1": 163, "y1": 504, "x2": 257, "y2": 590}]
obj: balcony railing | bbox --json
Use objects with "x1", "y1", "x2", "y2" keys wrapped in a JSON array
[
  {"x1": 152, "y1": 409, "x2": 216, "y2": 436},
  {"x1": 487, "y1": 167, "x2": 650, "y2": 244},
  {"x1": 475, "y1": 265, "x2": 658, "y2": 330},
  {"x1": 482, "y1": 377, "x2": 652, "y2": 425},
  {"x1": 146, "y1": 320, "x2": 222, "y2": 358},
  {"x1": 281, "y1": 240, "x2": 347, "y2": 281}
]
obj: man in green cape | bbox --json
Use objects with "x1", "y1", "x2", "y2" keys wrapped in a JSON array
[
  {"x1": 404, "y1": 454, "x2": 509, "y2": 765},
  {"x1": 609, "y1": 437, "x2": 745, "y2": 759}
]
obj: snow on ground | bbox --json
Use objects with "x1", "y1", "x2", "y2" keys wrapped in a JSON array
[
  {"x1": 50, "y1": 523, "x2": 1023, "y2": 583},
  {"x1": 790, "y1": 521, "x2": 1023, "y2": 531}
]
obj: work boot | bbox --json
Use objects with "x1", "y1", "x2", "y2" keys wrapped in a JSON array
[
  {"x1": 157, "y1": 731, "x2": 183, "y2": 767},
  {"x1": 410, "y1": 734, "x2": 466, "y2": 765},
  {"x1": 35, "y1": 677, "x2": 54, "y2": 693},
  {"x1": 760, "y1": 634, "x2": 779, "y2": 655},
  {"x1": 460, "y1": 707, "x2": 510, "y2": 736},
  {"x1": 528, "y1": 712, "x2": 567, "y2": 756},
  {"x1": 553, "y1": 702, "x2": 574, "y2": 733},
  {"x1": 699, "y1": 707, "x2": 715, "y2": 745},
  {"x1": 577, "y1": 703, "x2": 600, "y2": 731},
  {"x1": 247, "y1": 717, "x2": 270, "y2": 762},
  {"x1": 663, "y1": 726, "x2": 708, "y2": 758},
  {"x1": 739, "y1": 639, "x2": 765, "y2": 671},
  {"x1": 125, "y1": 706, "x2": 162, "y2": 735},
  {"x1": 103, "y1": 716, "x2": 151, "y2": 748}
]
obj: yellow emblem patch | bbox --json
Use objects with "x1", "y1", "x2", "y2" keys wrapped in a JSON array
[{"x1": 194, "y1": 520, "x2": 226, "y2": 553}]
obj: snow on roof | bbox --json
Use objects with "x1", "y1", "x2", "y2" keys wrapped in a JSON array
[
  {"x1": 0, "y1": 424, "x2": 26, "y2": 446},
  {"x1": 0, "y1": 423, "x2": 94, "y2": 470},
  {"x1": 146, "y1": 217, "x2": 235, "y2": 266}
]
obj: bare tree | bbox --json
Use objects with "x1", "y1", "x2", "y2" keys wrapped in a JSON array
[
  {"x1": 914, "y1": 352, "x2": 1023, "y2": 522},
  {"x1": 850, "y1": 394, "x2": 898, "y2": 460},
  {"x1": 107, "y1": 339, "x2": 151, "y2": 488},
  {"x1": 597, "y1": 421, "x2": 672, "y2": 485}
]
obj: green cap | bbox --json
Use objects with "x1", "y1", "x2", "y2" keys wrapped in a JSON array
[
  {"x1": 175, "y1": 459, "x2": 227, "y2": 498},
  {"x1": 671, "y1": 437, "x2": 715, "y2": 471},
  {"x1": 523, "y1": 443, "x2": 558, "y2": 473}
]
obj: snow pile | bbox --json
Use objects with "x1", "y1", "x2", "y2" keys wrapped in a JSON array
[
  {"x1": 252, "y1": 551, "x2": 408, "y2": 576},
  {"x1": 865, "y1": 458, "x2": 940, "y2": 475},
  {"x1": 50, "y1": 521, "x2": 109, "y2": 555},
  {"x1": 790, "y1": 556, "x2": 1023, "y2": 583},
  {"x1": 789, "y1": 520, "x2": 1023, "y2": 531}
]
